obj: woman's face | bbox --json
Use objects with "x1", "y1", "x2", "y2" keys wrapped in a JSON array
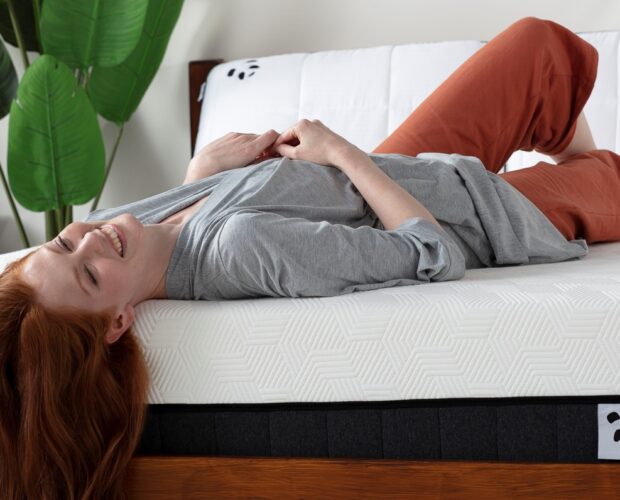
[{"x1": 21, "y1": 213, "x2": 159, "y2": 342}]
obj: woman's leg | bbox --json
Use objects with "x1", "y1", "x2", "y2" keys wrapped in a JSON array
[
  {"x1": 372, "y1": 16, "x2": 599, "y2": 174},
  {"x1": 500, "y1": 106, "x2": 620, "y2": 244},
  {"x1": 550, "y1": 111, "x2": 597, "y2": 163},
  {"x1": 372, "y1": 16, "x2": 620, "y2": 243}
]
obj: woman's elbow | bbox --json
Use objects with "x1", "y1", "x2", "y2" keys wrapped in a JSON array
[{"x1": 432, "y1": 246, "x2": 467, "y2": 282}]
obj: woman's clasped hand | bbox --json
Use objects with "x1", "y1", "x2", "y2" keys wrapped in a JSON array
[
  {"x1": 271, "y1": 119, "x2": 357, "y2": 168},
  {"x1": 186, "y1": 129, "x2": 281, "y2": 181},
  {"x1": 188, "y1": 119, "x2": 358, "y2": 181}
]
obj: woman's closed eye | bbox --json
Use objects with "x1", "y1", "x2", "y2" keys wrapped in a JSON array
[
  {"x1": 57, "y1": 235, "x2": 71, "y2": 251},
  {"x1": 85, "y1": 267, "x2": 98, "y2": 286},
  {"x1": 55, "y1": 235, "x2": 99, "y2": 286}
]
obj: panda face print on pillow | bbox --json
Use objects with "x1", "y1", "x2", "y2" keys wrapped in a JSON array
[{"x1": 227, "y1": 59, "x2": 260, "y2": 80}]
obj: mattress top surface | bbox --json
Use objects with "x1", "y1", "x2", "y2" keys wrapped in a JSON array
[{"x1": 134, "y1": 241, "x2": 620, "y2": 404}]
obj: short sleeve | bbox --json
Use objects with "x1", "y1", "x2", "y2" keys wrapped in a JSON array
[{"x1": 216, "y1": 210, "x2": 466, "y2": 298}]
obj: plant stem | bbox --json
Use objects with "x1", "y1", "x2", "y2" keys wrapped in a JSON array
[
  {"x1": 64, "y1": 204, "x2": 72, "y2": 227},
  {"x1": 90, "y1": 124, "x2": 124, "y2": 212},
  {"x1": 54, "y1": 207, "x2": 63, "y2": 234},
  {"x1": 0, "y1": 161, "x2": 30, "y2": 247},
  {"x1": 6, "y1": 0, "x2": 29, "y2": 69},
  {"x1": 45, "y1": 210, "x2": 57, "y2": 241},
  {"x1": 31, "y1": 0, "x2": 42, "y2": 53}
]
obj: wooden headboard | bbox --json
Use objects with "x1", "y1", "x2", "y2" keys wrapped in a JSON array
[{"x1": 188, "y1": 59, "x2": 224, "y2": 156}]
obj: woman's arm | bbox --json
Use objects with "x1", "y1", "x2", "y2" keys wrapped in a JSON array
[
  {"x1": 216, "y1": 210, "x2": 465, "y2": 299},
  {"x1": 182, "y1": 157, "x2": 220, "y2": 185},
  {"x1": 273, "y1": 119, "x2": 441, "y2": 231},
  {"x1": 332, "y1": 146, "x2": 442, "y2": 231}
]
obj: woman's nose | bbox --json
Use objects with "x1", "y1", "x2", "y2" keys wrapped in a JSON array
[{"x1": 77, "y1": 229, "x2": 105, "y2": 254}]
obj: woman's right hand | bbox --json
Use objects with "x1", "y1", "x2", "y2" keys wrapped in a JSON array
[
  {"x1": 184, "y1": 130, "x2": 280, "y2": 184},
  {"x1": 273, "y1": 119, "x2": 359, "y2": 169}
]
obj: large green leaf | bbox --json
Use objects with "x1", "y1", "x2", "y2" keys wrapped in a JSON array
[
  {"x1": 87, "y1": 0, "x2": 184, "y2": 124},
  {"x1": 0, "y1": 39, "x2": 17, "y2": 117},
  {"x1": 0, "y1": 1, "x2": 39, "y2": 52},
  {"x1": 8, "y1": 54, "x2": 105, "y2": 211},
  {"x1": 40, "y1": 0, "x2": 149, "y2": 70}
]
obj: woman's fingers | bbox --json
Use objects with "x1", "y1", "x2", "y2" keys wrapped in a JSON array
[
  {"x1": 274, "y1": 142, "x2": 297, "y2": 158},
  {"x1": 272, "y1": 119, "x2": 316, "y2": 159},
  {"x1": 273, "y1": 126, "x2": 300, "y2": 148},
  {"x1": 252, "y1": 129, "x2": 279, "y2": 150},
  {"x1": 250, "y1": 129, "x2": 279, "y2": 157},
  {"x1": 245, "y1": 130, "x2": 281, "y2": 164}
]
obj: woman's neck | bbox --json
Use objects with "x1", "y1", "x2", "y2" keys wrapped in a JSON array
[
  {"x1": 145, "y1": 222, "x2": 185, "y2": 300},
  {"x1": 145, "y1": 195, "x2": 210, "y2": 300}
]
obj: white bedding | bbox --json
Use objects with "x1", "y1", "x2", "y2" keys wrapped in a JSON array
[
  {"x1": 3, "y1": 242, "x2": 619, "y2": 404},
  {"x1": 3, "y1": 27, "x2": 620, "y2": 405},
  {"x1": 135, "y1": 241, "x2": 620, "y2": 404}
]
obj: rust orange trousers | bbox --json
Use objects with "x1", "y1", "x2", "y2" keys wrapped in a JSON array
[{"x1": 373, "y1": 16, "x2": 620, "y2": 244}]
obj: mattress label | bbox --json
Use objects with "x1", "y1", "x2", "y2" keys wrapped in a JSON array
[{"x1": 598, "y1": 404, "x2": 620, "y2": 460}]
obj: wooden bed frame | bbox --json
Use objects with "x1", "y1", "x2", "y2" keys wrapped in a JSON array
[
  {"x1": 125, "y1": 457, "x2": 620, "y2": 498},
  {"x1": 123, "y1": 59, "x2": 620, "y2": 498}
]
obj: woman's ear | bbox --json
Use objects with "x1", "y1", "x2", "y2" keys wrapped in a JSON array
[{"x1": 106, "y1": 304, "x2": 136, "y2": 344}]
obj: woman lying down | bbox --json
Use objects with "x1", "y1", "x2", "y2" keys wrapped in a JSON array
[{"x1": 2, "y1": 16, "x2": 619, "y2": 499}]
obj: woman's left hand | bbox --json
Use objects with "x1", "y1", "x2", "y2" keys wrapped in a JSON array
[
  {"x1": 272, "y1": 119, "x2": 358, "y2": 169},
  {"x1": 184, "y1": 129, "x2": 281, "y2": 184}
]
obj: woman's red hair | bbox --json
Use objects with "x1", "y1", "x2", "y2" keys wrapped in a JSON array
[{"x1": 0, "y1": 252, "x2": 149, "y2": 499}]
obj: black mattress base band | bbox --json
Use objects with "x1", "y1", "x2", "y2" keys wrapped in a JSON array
[{"x1": 136, "y1": 395, "x2": 620, "y2": 462}]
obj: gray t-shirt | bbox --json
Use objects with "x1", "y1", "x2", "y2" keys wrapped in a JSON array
[{"x1": 86, "y1": 152, "x2": 587, "y2": 300}]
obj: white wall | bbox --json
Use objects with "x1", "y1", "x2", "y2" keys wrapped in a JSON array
[{"x1": 1, "y1": 0, "x2": 619, "y2": 252}]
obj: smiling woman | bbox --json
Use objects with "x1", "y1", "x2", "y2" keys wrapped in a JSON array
[{"x1": 21, "y1": 214, "x2": 185, "y2": 342}]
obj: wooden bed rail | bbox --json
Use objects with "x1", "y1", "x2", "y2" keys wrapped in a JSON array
[
  {"x1": 189, "y1": 59, "x2": 224, "y2": 155},
  {"x1": 125, "y1": 456, "x2": 620, "y2": 498}
]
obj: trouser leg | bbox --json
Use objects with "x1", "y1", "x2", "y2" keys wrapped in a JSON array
[
  {"x1": 500, "y1": 150, "x2": 620, "y2": 243},
  {"x1": 372, "y1": 16, "x2": 618, "y2": 242}
]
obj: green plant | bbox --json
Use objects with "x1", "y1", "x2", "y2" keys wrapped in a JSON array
[{"x1": 0, "y1": 0, "x2": 184, "y2": 245}]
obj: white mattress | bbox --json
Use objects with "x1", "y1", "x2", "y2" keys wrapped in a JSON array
[
  {"x1": 5, "y1": 243, "x2": 618, "y2": 404},
  {"x1": 135, "y1": 242, "x2": 620, "y2": 404}
]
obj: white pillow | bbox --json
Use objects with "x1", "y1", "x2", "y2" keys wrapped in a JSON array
[
  {"x1": 194, "y1": 41, "x2": 483, "y2": 155},
  {"x1": 0, "y1": 247, "x2": 38, "y2": 273}
]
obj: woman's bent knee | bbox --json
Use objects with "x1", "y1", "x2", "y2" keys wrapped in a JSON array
[{"x1": 505, "y1": 16, "x2": 562, "y2": 50}]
